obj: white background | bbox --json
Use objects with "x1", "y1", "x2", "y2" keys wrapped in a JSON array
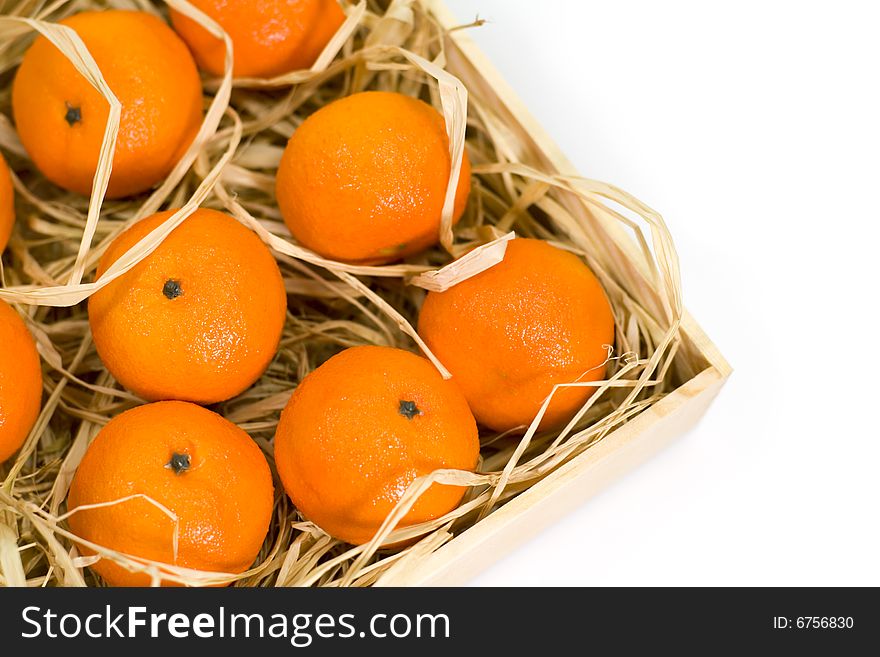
[{"x1": 444, "y1": 0, "x2": 880, "y2": 586}]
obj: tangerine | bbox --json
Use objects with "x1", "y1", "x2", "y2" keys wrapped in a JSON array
[
  {"x1": 418, "y1": 238, "x2": 615, "y2": 432},
  {"x1": 88, "y1": 208, "x2": 287, "y2": 404},
  {"x1": 0, "y1": 300, "x2": 42, "y2": 463},
  {"x1": 275, "y1": 91, "x2": 471, "y2": 264},
  {"x1": 171, "y1": 0, "x2": 345, "y2": 79},
  {"x1": 67, "y1": 401, "x2": 274, "y2": 586},
  {"x1": 274, "y1": 346, "x2": 479, "y2": 545},
  {"x1": 12, "y1": 10, "x2": 203, "y2": 198},
  {"x1": 0, "y1": 153, "x2": 15, "y2": 252}
]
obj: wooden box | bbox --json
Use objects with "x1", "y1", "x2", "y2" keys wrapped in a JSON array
[
  {"x1": 378, "y1": 0, "x2": 732, "y2": 585},
  {"x1": 0, "y1": 0, "x2": 730, "y2": 588}
]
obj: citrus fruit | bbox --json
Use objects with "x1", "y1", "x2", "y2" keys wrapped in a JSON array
[
  {"x1": 275, "y1": 91, "x2": 472, "y2": 264},
  {"x1": 88, "y1": 208, "x2": 287, "y2": 404},
  {"x1": 67, "y1": 401, "x2": 274, "y2": 587},
  {"x1": 12, "y1": 10, "x2": 203, "y2": 198},
  {"x1": 171, "y1": 0, "x2": 345, "y2": 79},
  {"x1": 0, "y1": 300, "x2": 42, "y2": 463},
  {"x1": 418, "y1": 238, "x2": 616, "y2": 433},
  {"x1": 274, "y1": 345, "x2": 479, "y2": 545},
  {"x1": 0, "y1": 153, "x2": 15, "y2": 252}
]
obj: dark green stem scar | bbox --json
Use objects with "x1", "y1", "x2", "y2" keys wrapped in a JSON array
[
  {"x1": 64, "y1": 102, "x2": 81, "y2": 126},
  {"x1": 163, "y1": 279, "x2": 183, "y2": 300},
  {"x1": 167, "y1": 452, "x2": 191, "y2": 475},
  {"x1": 399, "y1": 400, "x2": 421, "y2": 419}
]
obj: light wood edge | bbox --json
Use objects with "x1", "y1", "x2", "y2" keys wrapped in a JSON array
[{"x1": 378, "y1": 366, "x2": 726, "y2": 586}]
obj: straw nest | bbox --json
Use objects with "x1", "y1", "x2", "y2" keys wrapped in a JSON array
[{"x1": 0, "y1": 0, "x2": 698, "y2": 587}]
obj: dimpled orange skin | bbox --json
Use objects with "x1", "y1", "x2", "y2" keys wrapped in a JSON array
[
  {"x1": 12, "y1": 11, "x2": 203, "y2": 198},
  {"x1": 0, "y1": 300, "x2": 42, "y2": 463},
  {"x1": 0, "y1": 153, "x2": 14, "y2": 252},
  {"x1": 171, "y1": 0, "x2": 345, "y2": 79},
  {"x1": 274, "y1": 346, "x2": 479, "y2": 545},
  {"x1": 67, "y1": 401, "x2": 274, "y2": 587},
  {"x1": 275, "y1": 91, "x2": 472, "y2": 264},
  {"x1": 88, "y1": 209, "x2": 287, "y2": 404},
  {"x1": 418, "y1": 238, "x2": 616, "y2": 433}
]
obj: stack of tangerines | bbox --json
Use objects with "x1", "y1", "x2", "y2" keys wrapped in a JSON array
[{"x1": 0, "y1": 1, "x2": 615, "y2": 586}]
